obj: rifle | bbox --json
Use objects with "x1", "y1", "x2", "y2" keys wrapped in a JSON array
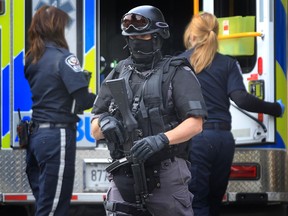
[{"x1": 106, "y1": 78, "x2": 149, "y2": 210}]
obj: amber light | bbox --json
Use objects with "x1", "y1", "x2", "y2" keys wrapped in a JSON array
[{"x1": 229, "y1": 164, "x2": 259, "y2": 180}]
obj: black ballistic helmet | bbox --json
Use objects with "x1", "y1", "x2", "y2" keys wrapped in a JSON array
[{"x1": 121, "y1": 5, "x2": 170, "y2": 39}]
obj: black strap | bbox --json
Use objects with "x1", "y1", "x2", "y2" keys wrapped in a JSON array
[
  {"x1": 105, "y1": 200, "x2": 149, "y2": 215},
  {"x1": 203, "y1": 122, "x2": 231, "y2": 131}
]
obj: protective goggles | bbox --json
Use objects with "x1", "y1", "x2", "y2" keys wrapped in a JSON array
[{"x1": 121, "y1": 14, "x2": 150, "y2": 31}]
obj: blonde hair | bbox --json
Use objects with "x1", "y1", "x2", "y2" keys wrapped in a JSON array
[{"x1": 183, "y1": 12, "x2": 219, "y2": 74}]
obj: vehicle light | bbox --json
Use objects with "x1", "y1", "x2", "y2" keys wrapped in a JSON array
[
  {"x1": 258, "y1": 113, "x2": 263, "y2": 122},
  {"x1": 229, "y1": 163, "x2": 259, "y2": 180},
  {"x1": 258, "y1": 57, "x2": 263, "y2": 75},
  {"x1": 71, "y1": 195, "x2": 78, "y2": 200},
  {"x1": 4, "y1": 194, "x2": 27, "y2": 201}
]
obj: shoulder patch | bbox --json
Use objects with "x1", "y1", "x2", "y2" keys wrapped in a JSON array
[
  {"x1": 65, "y1": 55, "x2": 82, "y2": 72},
  {"x1": 183, "y1": 66, "x2": 192, "y2": 71}
]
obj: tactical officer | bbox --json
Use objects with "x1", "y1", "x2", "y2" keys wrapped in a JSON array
[
  {"x1": 179, "y1": 12, "x2": 285, "y2": 216},
  {"x1": 91, "y1": 5, "x2": 207, "y2": 216},
  {"x1": 25, "y1": 6, "x2": 96, "y2": 216}
]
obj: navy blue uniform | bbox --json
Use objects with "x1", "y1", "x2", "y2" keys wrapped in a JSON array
[
  {"x1": 25, "y1": 42, "x2": 93, "y2": 216},
  {"x1": 180, "y1": 51, "x2": 243, "y2": 216},
  {"x1": 179, "y1": 49, "x2": 282, "y2": 216}
]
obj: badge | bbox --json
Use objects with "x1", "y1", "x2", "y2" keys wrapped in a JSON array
[{"x1": 65, "y1": 55, "x2": 82, "y2": 72}]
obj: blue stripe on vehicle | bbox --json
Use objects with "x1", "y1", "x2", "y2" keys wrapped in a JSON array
[
  {"x1": 3, "y1": 65, "x2": 9, "y2": 136},
  {"x1": 14, "y1": 51, "x2": 32, "y2": 111},
  {"x1": 275, "y1": 0, "x2": 287, "y2": 76},
  {"x1": 84, "y1": 0, "x2": 95, "y2": 53}
]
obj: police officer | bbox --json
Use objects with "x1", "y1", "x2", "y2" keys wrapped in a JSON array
[
  {"x1": 24, "y1": 6, "x2": 96, "y2": 216},
  {"x1": 91, "y1": 5, "x2": 207, "y2": 216},
  {"x1": 179, "y1": 12, "x2": 285, "y2": 216}
]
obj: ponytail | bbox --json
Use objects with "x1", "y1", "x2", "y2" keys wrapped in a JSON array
[{"x1": 183, "y1": 12, "x2": 219, "y2": 74}]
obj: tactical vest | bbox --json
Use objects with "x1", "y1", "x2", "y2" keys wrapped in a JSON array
[{"x1": 112, "y1": 56, "x2": 190, "y2": 163}]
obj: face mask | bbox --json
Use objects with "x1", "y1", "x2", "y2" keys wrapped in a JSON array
[{"x1": 128, "y1": 38, "x2": 155, "y2": 64}]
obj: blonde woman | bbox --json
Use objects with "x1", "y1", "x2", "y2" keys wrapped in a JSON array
[{"x1": 178, "y1": 12, "x2": 284, "y2": 216}]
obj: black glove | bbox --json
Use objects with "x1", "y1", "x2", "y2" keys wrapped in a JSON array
[
  {"x1": 98, "y1": 113, "x2": 127, "y2": 145},
  {"x1": 130, "y1": 133, "x2": 169, "y2": 161}
]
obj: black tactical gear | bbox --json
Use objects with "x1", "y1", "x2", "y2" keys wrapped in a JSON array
[
  {"x1": 121, "y1": 5, "x2": 170, "y2": 39},
  {"x1": 122, "y1": 5, "x2": 169, "y2": 65},
  {"x1": 98, "y1": 112, "x2": 127, "y2": 145},
  {"x1": 131, "y1": 133, "x2": 169, "y2": 161}
]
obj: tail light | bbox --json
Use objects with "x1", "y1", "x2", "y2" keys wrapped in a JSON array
[{"x1": 229, "y1": 163, "x2": 260, "y2": 180}]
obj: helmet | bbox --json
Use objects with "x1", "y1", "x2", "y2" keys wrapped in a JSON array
[{"x1": 121, "y1": 5, "x2": 170, "y2": 39}]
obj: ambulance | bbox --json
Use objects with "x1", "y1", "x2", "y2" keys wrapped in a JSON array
[
  {"x1": 200, "y1": 0, "x2": 288, "y2": 205},
  {"x1": 0, "y1": 0, "x2": 287, "y2": 215}
]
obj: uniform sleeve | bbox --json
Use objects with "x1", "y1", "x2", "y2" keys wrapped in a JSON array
[
  {"x1": 72, "y1": 88, "x2": 96, "y2": 110},
  {"x1": 59, "y1": 54, "x2": 89, "y2": 94},
  {"x1": 171, "y1": 65, "x2": 207, "y2": 120},
  {"x1": 230, "y1": 90, "x2": 282, "y2": 117},
  {"x1": 227, "y1": 60, "x2": 246, "y2": 95}
]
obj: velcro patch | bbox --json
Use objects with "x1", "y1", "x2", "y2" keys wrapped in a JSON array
[{"x1": 65, "y1": 55, "x2": 82, "y2": 72}]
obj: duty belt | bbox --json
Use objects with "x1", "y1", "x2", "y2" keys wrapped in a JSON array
[
  {"x1": 105, "y1": 200, "x2": 149, "y2": 215},
  {"x1": 32, "y1": 122, "x2": 76, "y2": 129},
  {"x1": 203, "y1": 122, "x2": 231, "y2": 131}
]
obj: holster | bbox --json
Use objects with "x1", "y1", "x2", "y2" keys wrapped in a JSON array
[{"x1": 17, "y1": 120, "x2": 30, "y2": 149}]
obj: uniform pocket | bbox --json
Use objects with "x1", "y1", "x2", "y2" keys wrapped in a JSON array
[{"x1": 172, "y1": 187, "x2": 193, "y2": 208}]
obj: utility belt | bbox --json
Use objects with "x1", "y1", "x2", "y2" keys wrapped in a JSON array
[
  {"x1": 203, "y1": 122, "x2": 231, "y2": 131},
  {"x1": 106, "y1": 145, "x2": 181, "y2": 174},
  {"x1": 30, "y1": 121, "x2": 76, "y2": 131},
  {"x1": 105, "y1": 200, "x2": 149, "y2": 216}
]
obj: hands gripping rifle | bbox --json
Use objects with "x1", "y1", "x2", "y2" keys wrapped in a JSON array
[{"x1": 106, "y1": 78, "x2": 149, "y2": 210}]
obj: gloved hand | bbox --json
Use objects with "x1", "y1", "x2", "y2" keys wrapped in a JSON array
[
  {"x1": 277, "y1": 99, "x2": 285, "y2": 117},
  {"x1": 130, "y1": 133, "x2": 169, "y2": 162},
  {"x1": 98, "y1": 113, "x2": 127, "y2": 145}
]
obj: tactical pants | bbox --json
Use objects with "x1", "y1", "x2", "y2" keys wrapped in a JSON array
[
  {"x1": 26, "y1": 125, "x2": 76, "y2": 216},
  {"x1": 188, "y1": 129, "x2": 235, "y2": 216},
  {"x1": 105, "y1": 157, "x2": 194, "y2": 216}
]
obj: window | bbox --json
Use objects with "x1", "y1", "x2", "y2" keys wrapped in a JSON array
[
  {"x1": 214, "y1": 0, "x2": 257, "y2": 74},
  {"x1": 0, "y1": 0, "x2": 5, "y2": 15}
]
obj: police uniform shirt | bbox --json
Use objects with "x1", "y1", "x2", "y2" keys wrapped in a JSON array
[
  {"x1": 25, "y1": 42, "x2": 89, "y2": 123},
  {"x1": 179, "y1": 49, "x2": 246, "y2": 123}
]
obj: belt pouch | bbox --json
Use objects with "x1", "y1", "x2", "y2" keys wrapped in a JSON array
[
  {"x1": 145, "y1": 164, "x2": 161, "y2": 193},
  {"x1": 113, "y1": 166, "x2": 136, "y2": 203},
  {"x1": 149, "y1": 107, "x2": 165, "y2": 134}
]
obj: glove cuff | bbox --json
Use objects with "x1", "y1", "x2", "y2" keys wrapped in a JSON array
[
  {"x1": 159, "y1": 133, "x2": 169, "y2": 146},
  {"x1": 98, "y1": 112, "x2": 110, "y2": 126}
]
